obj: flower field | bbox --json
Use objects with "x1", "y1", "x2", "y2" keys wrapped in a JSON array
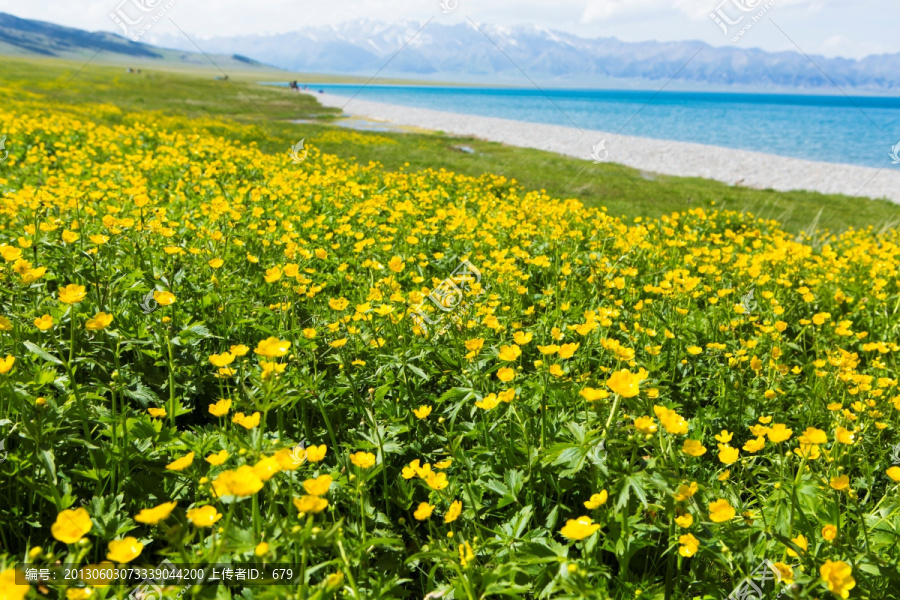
[{"x1": 1, "y1": 92, "x2": 900, "y2": 600}]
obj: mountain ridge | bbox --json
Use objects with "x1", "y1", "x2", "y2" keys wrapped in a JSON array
[
  {"x1": 0, "y1": 11, "x2": 274, "y2": 71},
  {"x1": 147, "y1": 20, "x2": 900, "y2": 92}
]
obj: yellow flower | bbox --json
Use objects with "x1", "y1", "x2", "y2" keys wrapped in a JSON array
[
  {"x1": 255, "y1": 542, "x2": 269, "y2": 557},
  {"x1": 654, "y1": 405, "x2": 689, "y2": 435},
  {"x1": 773, "y1": 562, "x2": 794, "y2": 585},
  {"x1": 579, "y1": 387, "x2": 609, "y2": 402},
  {"x1": 822, "y1": 524, "x2": 838, "y2": 541},
  {"x1": 208, "y1": 352, "x2": 235, "y2": 367},
  {"x1": 293, "y1": 495, "x2": 328, "y2": 514},
  {"x1": 218, "y1": 466, "x2": 265, "y2": 497},
  {"x1": 208, "y1": 258, "x2": 224, "y2": 269},
  {"x1": 264, "y1": 266, "x2": 283, "y2": 283},
  {"x1": 85, "y1": 312, "x2": 113, "y2": 331},
  {"x1": 0, "y1": 568, "x2": 28, "y2": 600},
  {"x1": 559, "y1": 516, "x2": 601, "y2": 541},
  {"x1": 583, "y1": 490, "x2": 608, "y2": 509},
  {"x1": 425, "y1": 472, "x2": 449, "y2": 490},
  {"x1": 787, "y1": 534, "x2": 808, "y2": 557},
  {"x1": 464, "y1": 338, "x2": 484, "y2": 357},
  {"x1": 330, "y1": 338, "x2": 348, "y2": 348},
  {"x1": 303, "y1": 328, "x2": 317, "y2": 339},
  {"x1": 0, "y1": 355, "x2": 15, "y2": 375},
  {"x1": 498, "y1": 388, "x2": 516, "y2": 403},
  {"x1": 714, "y1": 430, "x2": 733, "y2": 443},
  {"x1": 306, "y1": 444, "x2": 328, "y2": 462},
  {"x1": 106, "y1": 537, "x2": 143, "y2": 563},
  {"x1": 812, "y1": 312, "x2": 830, "y2": 325},
  {"x1": 34, "y1": 314, "x2": 54, "y2": 331},
  {"x1": 513, "y1": 331, "x2": 532, "y2": 345},
  {"x1": 134, "y1": 501, "x2": 177, "y2": 525},
  {"x1": 329, "y1": 297, "x2": 349, "y2": 311},
  {"x1": 497, "y1": 367, "x2": 516, "y2": 382},
  {"x1": 388, "y1": 256, "x2": 405, "y2": 272},
  {"x1": 205, "y1": 450, "x2": 229, "y2": 466},
  {"x1": 402, "y1": 459, "x2": 421, "y2": 479},
  {"x1": 475, "y1": 394, "x2": 500, "y2": 410},
  {"x1": 51, "y1": 507, "x2": 93, "y2": 543},
  {"x1": 413, "y1": 502, "x2": 434, "y2": 520},
  {"x1": 153, "y1": 290, "x2": 176, "y2": 306},
  {"x1": 686, "y1": 346, "x2": 703, "y2": 355},
  {"x1": 820, "y1": 560, "x2": 855, "y2": 599},
  {"x1": 537, "y1": 344, "x2": 559, "y2": 355},
  {"x1": 325, "y1": 571, "x2": 344, "y2": 591},
  {"x1": 708, "y1": 499, "x2": 735, "y2": 523},
  {"x1": 834, "y1": 426, "x2": 855, "y2": 445},
  {"x1": 147, "y1": 407, "x2": 166, "y2": 418},
  {"x1": 208, "y1": 398, "x2": 232, "y2": 417},
  {"x1": 260, "y1": 361, "x2": 287, "y2": 379},
  {"x1": 743, "y1": 436, "x2": 766, "y2": 453},
  {"x1": 606, "y1": 369, "x2": 644, "y2": 398},
  {"x1": 682, "y1": 439, "x2": 707, "y2": 457},
  {"x1": 254, "y1": 337, "x2": 290, "y2": 357},
  {"x1": 678, "y1": 533, "x2": 699, "y2": 557},
  {"x1": 350, "y1": 451, "x2": 376, "y2": 468},
  {"x1": 0, "y1": 316, "x2": 12, "y2": 331},
  {"x1": 186, "y1": 505, "x2": 222, "y2": 527},
  {"x1": 887, "y1": 466, "x2": 900, "y2": 482},
  {"x1": 674, "y1": 482, "x2": 698, "y2": 501},
  {"x1": 557, "y1": 342, "x2": 579, "y2": 359},
  {"x1": 303, "y1": 475, "x2": 333, "y2": 497},
  {"x1": 445, "y1": 500, "x2": 462, "y2": 523},
  {"x1": 233, "y1": 412, "x2": 261, "y2": 429},
  {"x1": 58, "y1": 284, "x2": 87, "y2": 304},
  {"x1": 166, "y1": 452, "x2": 194, "y2": 471},
  {"x1": 801, "y1": 427, "x2": 828, "y2": 445},
  {"x1": 717, "y1": 445, "x2": 739, "y2": 465},
  {"x1": 767, "y1": 423, "x2": 793, "y2": 443},
  {"x1": 674, "y1": 513, "x2": 693, "y2": 528},
  {"x1": 633, "y1": 416, "x2": 657, "y2": 434},
  {"x1": 829, "y1": 475, "x2": 850, "y2": 491},
  {"x1": 459, "y1": 541, "x2": 475, "y2": 567},
  {"x1": 498, "y1": 344, "x2": 521, "y2": 361},
  {"x1": 413, "y1": 405, "x2": 432, "y2": 419}
]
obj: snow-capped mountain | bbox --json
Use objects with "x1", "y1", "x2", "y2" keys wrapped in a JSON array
[{"x1": 148, "y1": 20, "x2": 900, "y2": 92}]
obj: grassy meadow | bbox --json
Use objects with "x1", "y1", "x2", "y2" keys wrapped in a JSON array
[{"x1": 1, "y1": 57, "x2": 900, "y2": 600}]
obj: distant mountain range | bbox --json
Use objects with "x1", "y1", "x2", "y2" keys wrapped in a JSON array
[
  {"x1": 2, "y1": 12, "x2": 900, "y2": 93},
  {"x1": 147, "y1": 20, "x2": 900, "y2": 93},
  {"x1": 0, "y1": 12, "x2": 270, "y2": 71}
]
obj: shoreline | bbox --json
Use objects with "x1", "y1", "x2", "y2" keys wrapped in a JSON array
[{"x1": 306, "y1": 90, "x2": 900, "y2": 204}]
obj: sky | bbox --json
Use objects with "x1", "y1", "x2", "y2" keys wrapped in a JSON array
[{"x1": 0, "y1": 0, "x2": 896, "y2": 59}]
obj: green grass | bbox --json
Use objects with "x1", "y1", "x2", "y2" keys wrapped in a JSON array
[{"x1": 3, "y1": 55, "x2": 899, "y2": 234}]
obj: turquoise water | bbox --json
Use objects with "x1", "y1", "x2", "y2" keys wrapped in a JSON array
[{"x1": 300, "y1": 84, "x2": 900, "y2": 169}]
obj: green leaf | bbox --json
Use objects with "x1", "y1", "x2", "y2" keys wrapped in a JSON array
[{"x1": 23, "y1": 341, "x2": 63, "y2": 365}]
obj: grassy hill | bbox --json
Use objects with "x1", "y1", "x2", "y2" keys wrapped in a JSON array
[{"x1": 0, "y1": 11, "x2": 279, "y2": 72}]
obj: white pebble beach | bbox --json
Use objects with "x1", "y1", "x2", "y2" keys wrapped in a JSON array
[{"x1": 307, "y1": 91, "x2": 900, "y2": 205}]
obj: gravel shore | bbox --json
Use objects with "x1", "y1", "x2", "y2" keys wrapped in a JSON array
[{"x1": 307, "y1": 91, "x2": 900, "y2": 204}]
